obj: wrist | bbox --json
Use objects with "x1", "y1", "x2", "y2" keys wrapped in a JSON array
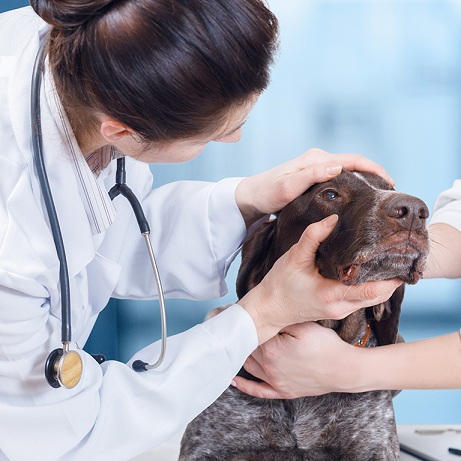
[
  {"x1": 237, "y1": 285, "x2": 285, "y2": 345},
  {"x1": 332, "y1": 344, "x2": 371, "y2": 393},
  {"x1": 235, "y1": 177, "x2": 265, "y2": 227}
]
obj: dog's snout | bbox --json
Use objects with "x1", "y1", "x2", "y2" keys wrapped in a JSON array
[{"x1": 385, "y1": 195, "x2": 429, "y2": 230}]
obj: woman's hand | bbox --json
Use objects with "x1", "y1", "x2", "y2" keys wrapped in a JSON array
[
  {"x1": 237, "y1": 214, "x2": 402, "y2": 344},
  {"x1": 233, "y1": 322, "x2": 359, "y2": 398},
  {"x1": 234, "y1": 324, "x2": 461, "y2": 398},
  {"x1": 235, "y1": 148, "x2": 395, "y2": 226}
]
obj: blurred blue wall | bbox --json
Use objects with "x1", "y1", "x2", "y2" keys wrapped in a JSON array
[
  {"x1": 4, "y1": 0, "x2": 460, "y2": 425},
  {"x1": 0, "y1": 1, "x2": 27, "y2": 12}
]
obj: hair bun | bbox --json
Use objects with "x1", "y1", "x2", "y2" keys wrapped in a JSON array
[{"x1": 30, "y1": 0, "x2": 115, "y2": 29}]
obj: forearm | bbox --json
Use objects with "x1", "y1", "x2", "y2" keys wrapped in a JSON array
[
  {"x1": 425, "y1": 223, "x2": 461, "y2": 278},
  {"x1": 343, "y1": 332, "x2": 461, "y2": 392}
]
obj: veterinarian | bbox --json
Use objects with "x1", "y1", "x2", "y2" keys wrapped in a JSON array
[
  {"x1": 234, "y1": 191, "x2": 461, "y2": 398},
  {"x1": 0, "y1": 2, "x2": 402, "y2": 460}
]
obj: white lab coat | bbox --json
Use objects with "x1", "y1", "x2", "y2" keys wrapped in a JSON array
[
  {"x1": 431, "y1": 179, "x2": 461, "y2": 231},
  {"x1": 0, "y1": 7, "x2": 258, "y2": 461}
]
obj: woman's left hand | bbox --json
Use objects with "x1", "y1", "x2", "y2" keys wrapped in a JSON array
[
  {"x1": 233, "y1": 322, "x2": 360, "y2": 398},
  {"x1": 235, "y1": 148, "x2": 394, "y2": 226}
]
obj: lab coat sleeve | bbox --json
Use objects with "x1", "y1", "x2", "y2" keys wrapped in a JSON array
[
  {"x1": 102, "y1": 158, "x2": 251, "y2": 301},
  {"x1": 430, "y1": 179, "x2": 461, "y2": 231},
  {"x1": 0, "y1": 301, "x2": 257, "y2": 461},
  {"x1": 60, "y1": 305, "x2": 257, "y2": 461}
]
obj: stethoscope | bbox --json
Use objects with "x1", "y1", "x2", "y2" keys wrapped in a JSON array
[{"x1": 31, "y1": 40, "x2": 167, "y2": 389}]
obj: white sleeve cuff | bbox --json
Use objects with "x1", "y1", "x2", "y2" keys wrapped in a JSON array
[{"x1": 201, "y1": 303, "x2": 258, "y2": 374}]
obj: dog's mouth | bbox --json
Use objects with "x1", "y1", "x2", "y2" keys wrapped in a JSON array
[{"x1": 337, "y1": 242, "x2": 428, "y2": 286}]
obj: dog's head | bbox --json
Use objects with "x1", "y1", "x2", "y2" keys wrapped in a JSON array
[{"x1": 236, "y1": 170, "x2": 430, "y2": 346}]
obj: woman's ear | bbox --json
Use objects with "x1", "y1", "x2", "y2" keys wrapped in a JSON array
[{"x1": 100, "y1": 119, "x2": 136, "y2": 143}]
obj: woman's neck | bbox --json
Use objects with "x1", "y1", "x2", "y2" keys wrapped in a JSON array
[{"x1": 66, "y1": 106, "x2": 106, "y2": 156}]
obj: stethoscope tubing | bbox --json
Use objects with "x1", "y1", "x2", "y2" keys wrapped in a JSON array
[
  {"x1": 33, "y1": 39, "x2": 167, "y2": 378},
  {"x1": 141, "y1": 232, "x2": 167, "y2": 369},
  {"x1": 31, "y1": 40, "x2": 72, "y2": 346},
  {"x1": 109, "y1": 158, "x2": 167, "y2": 370}
]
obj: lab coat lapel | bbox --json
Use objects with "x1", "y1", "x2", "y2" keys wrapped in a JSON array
[{"x1": 7, "y1": 30, "x2": 100, "y2": 279}]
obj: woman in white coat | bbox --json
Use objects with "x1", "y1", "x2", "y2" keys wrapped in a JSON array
[{"x1": 0, "y1": 1, "x2": 400, "y2": 460}]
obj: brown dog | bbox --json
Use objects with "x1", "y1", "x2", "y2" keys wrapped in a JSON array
[{"x1": 179, "y1": 170, "x2": 429, "y2": 461}]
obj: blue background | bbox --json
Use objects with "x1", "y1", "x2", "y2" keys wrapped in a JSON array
[{"x1": 3, "y1": 0, "x2": 461, "y2": 424}]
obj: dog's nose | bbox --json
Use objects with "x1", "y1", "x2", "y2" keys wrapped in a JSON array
[{"x1": 385, "y1": 195, "x2": 429, "y2": 230}]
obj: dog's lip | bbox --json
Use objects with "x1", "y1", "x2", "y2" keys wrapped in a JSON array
[
  {"x1": 384, "y1": 241, "x2": 424, "y2": 255},
  {"x1": 337, "y1": 243, "x2": 428, "y2": 285},
  {"x1": 338, "y1": 265, "x2": 361, "y2": 285},
  {"x1": 338, "y1": 263, "x2": 424, "y2": 285}
]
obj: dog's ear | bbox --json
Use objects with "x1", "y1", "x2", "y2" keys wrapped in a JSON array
[
  {"x1": 368, "y1": 284, "x2": 405, "y2": 346},
  {"x1": 236, "y1": 221, "x2": 277, "y2": 299}
]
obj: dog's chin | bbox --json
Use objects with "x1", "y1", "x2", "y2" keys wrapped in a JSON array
[{"x1": 336, "y1": 254, "x2": 426, "y2": 286}]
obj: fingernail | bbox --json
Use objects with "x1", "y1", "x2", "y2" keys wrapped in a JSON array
[
  {"x1": 323, "y1": 214, "x2": 339, "y2": 227},
  {"x1": 326, "y1": 164, "x2": 342, "y2": 175},
  {"x1": 231, "y1": 379, "x2": 237, "y2": 387}
]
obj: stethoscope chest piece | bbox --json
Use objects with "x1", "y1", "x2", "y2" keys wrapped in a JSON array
[{"x1": 45, "y1": 348, "x2": 83, "y2": 389}]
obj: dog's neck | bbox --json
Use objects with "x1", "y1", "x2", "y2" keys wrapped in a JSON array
[{"x1": 353, "y1": 323, "x2": 371, "y2": 348}]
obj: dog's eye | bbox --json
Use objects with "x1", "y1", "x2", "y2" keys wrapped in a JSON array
[{"x1": 322, "y1": 189, "x2": 339, "y2": 201}]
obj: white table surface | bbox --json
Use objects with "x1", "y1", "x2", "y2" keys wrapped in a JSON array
[
  {"x1": 398, "y1": 424, "x2": 461, "y2": 461},
  {"x1": 130, "y1": 425, "x2": 461, "y2": 461}
]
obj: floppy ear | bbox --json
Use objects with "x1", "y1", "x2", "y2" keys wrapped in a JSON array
[
  {"x1": 368, "y1": 284, "x2": 405, "y2": 346},
  {"x1": 236, "y1": 221, "x2": 277, "y2": 299}
]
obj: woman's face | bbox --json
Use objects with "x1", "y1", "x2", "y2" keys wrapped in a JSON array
[{"x1": 122, "y1": 96, "x2": 258, "y2": 164}]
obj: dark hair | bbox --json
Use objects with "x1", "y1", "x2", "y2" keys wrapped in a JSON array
[{"x1": 30, "y1": 0, "x2": 279, "y2": 143}]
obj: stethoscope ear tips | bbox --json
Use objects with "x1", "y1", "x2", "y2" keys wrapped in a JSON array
[{"x1": 45, "y1": 348, "x2": 83, "y2": 389}]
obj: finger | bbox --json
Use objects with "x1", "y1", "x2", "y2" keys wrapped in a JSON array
[
  {"x1": 290, "y1": 214, "x2": 339, "y2": 268},
  {"x1": 294, "y1": 149, "x2": 393, "y2": 185},
  {"x1": 340, "y1": 278, "x2": 402, "y2": 304},
  {"x1": 275, "y1": 163, "x2": 341, "y2": 203},
  {"x1": 322, "y1": 278, "x2": 402, "y2": 320},
  {"x1": 232, "y1": 376, "x2": 283, "y2": 399},
  {"x1": 242, "y1": 354, "x2": 267, "y2": 382},
  {"x1": 280, "y1": 321, "x2": 324, "y2": 337},
  {"x1": 270, "y1": 162, "x2": 343, "y2": 209},
  {"x1": 292, "y1": 161, "x2": 343, "y2": 187},
  {"x1": 333, "y1": 153, "x2": 395, "y2": 186}
]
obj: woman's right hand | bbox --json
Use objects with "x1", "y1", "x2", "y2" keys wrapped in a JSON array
[{"x1": 237, "y1": 214, "x2": 402, "y2": 345}]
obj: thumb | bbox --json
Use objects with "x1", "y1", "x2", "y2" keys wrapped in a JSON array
[
  {"x1": 291, "y1": 214, "x2": 338, "y2": 267},
  {"x1": 280, "y1": 321, "x2": 326, "y2": 338}
]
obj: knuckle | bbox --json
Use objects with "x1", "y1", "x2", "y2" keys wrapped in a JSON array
[
  {"x1": 281, "y1": 390, "x2": 297, "y2": 399},
  {"x1": 327, "y1": 306, "x2": 345, "y2": 321},
  {"x1": 261, "y1": 342, "x2": 279, "y2": 363},
  {"x1": 276, "y1": 178, "x2": 295, "y2": 203},
  {"x1": 322, "y1": 298, "x2": 347, "y2": 320},
  {"x1": 305, "y1": 147, "x2": 325, "y2": 158},
  {"x1": 303, "y1": 220, "x2": 322, "y2": 241},
  {"x1": 361, "y1": 284, "x2": 380, "y2": 302},
  {"x1": 351, "y1": 153, "x2": 364, "y2": 161}
]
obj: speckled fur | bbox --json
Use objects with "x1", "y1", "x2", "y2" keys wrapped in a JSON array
[{"x1": 179, "y1": 171, "x2": 429, "y2": 461}]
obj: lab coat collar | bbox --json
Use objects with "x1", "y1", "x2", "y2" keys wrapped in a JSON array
[
  {"x1": 7, "y1": 23, "x2": 116, "y2": 277},
  {"x1": 43, "y1": 60, "x2": 118, "y2": 235}
]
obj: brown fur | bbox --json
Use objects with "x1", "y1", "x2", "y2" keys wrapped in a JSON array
[{"x1": 179, "y1": 171, "x2": 429, "y2": 461}]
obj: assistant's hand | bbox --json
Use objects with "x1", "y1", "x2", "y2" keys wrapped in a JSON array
[
  {"x1": 237, "y1": 214, "x2": 402, "y2": 344},
  {"x1": 233, "y1": 322, "x2": 359, "y2": 399},
  {"x1": 235, "y1": 148, "x2": 394, "y2": 226}
]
